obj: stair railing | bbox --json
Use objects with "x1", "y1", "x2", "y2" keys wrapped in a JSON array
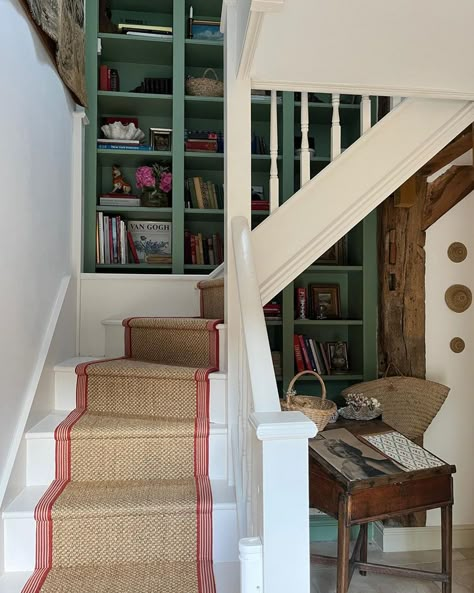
[{"x1": 231, "y1": 216, "x2": 316, "y2": 593}]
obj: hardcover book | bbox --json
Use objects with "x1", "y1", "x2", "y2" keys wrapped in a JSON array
[{"x1": 127, "y1": 221, "x2": 172, "y2": 264}]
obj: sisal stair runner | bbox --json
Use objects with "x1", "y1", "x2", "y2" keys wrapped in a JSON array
[{"x1": 23, "y1": 303, "x2": 224, "y2": 593}]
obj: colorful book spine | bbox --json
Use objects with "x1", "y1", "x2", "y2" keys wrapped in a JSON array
[{"x1": 293, "y1": 335, "x2": 305, "y2": 372}]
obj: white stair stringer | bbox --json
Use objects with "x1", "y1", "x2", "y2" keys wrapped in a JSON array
[{"x1": 252, "y1": 97, "x2": 474, "y2": 303}]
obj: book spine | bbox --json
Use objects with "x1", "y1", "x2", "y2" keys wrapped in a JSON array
[
  {"x1": 309, "y1": 338, "x2": 323, "y2": 374},
  {"x1": 319, "y1": 342, "x2": 331, "y2": 375},
  {"x1": 107, "y1": 217, "x2": 113, "y2": 264},
  {"x1": 296, "y1": 287, "x2": 307, "y2": 319},
  {"x1": 99, "y1": 65, "x2": 109, "y2": 91},
  {"x1": 304, "y1": 336, "x2": 317, "y2": 371},
  {"x1": 95, "y1": 214, "x2": 100, "y2": 264},
  {"x1": 98, "y1": 212, "x2": 104, "y2": 264},
  {"x1": 200, "y1": 179, "x2": 211, "y2": 209},
  {"x1": 197, "y1": 233, "x2": 204, "y2": 265},
  {"x1": 298, "y1": 335, "x2": 312, "y2": 371},
  {"x1": 97, "y1": 144, "x2": 152, "y2": 151},
  {"x1": 193, "y1": 177, "x2": 204, "y2": 209},
  {"x1": 185, "y1": 140, "x2": 218, "y2": 152},
  {"x1": 293, "y1": 335, "x2": 305, "y2": 372},
  {"x1": 127, "y1": 231, "x2": 140, "y2": 264},
  {"x1": 190, "y1": 234, "x2": 197, "y2": 264}
]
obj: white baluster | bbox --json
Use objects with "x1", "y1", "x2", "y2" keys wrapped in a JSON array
[
  {"x1": 331, "y1": 93, "x2": 341, "y2": 160},
  {"x1": 269, "y1": 90, "x2": 279, "y2": 213},
  {"x1": 300, "y1": 91, "x2": 310, "y2": 186},
  {"x1": 360, "y1": 95, "x2": 372, "y2": 134}
]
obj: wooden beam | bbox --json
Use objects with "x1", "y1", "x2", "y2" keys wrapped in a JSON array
[
  {"x1": 422, "y1": 165, "x2": 474, "y2": 230},
  {"x1": 394, "y1": 175, "x2": 417, "y2": 208},
  {"x1": 418, "y1": 125, "x2": 473, "y2": 177}
]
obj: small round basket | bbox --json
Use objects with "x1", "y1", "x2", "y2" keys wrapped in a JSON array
[
  {"x1": 281, "y1": 371, "x2": 337, "y2": 432},
  {"x1": 186, "y1": 68, "x2": 224, "y2": 97}
]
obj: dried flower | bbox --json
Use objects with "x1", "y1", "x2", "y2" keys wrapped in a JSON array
[
  {"x1": 345, "y1": 393, "x2": 381, "y2": 412},
  {"x1": 159, "y1": 171, "x2": 173, "y2": 193},
  {"x1": 136, "y1": 166, "x2": 155, "y2": 189}
]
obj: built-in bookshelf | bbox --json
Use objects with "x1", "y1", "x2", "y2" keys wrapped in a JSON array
[{"x1": 84, "y1": 0, "x2": 377, "y2": 400}]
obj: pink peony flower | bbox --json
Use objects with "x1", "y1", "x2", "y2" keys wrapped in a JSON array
[
  {"x1": 136, "y1": 166, "x2": 155, "y2": 189},
  {"x1": 159, "y1": 171, "x2": 173, "y2": 193}
]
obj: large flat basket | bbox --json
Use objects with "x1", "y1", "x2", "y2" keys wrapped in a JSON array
[{"x1": 282, "y1": 371, "x2": 336, "y2": 432}]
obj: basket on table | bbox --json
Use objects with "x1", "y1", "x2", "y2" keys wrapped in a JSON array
[
  {"x1": 185, "y1": 68, "x2": 224, "y2": 97},
  {"x1": 281, "y1": 370, "x2": 337, "y2": 432}
]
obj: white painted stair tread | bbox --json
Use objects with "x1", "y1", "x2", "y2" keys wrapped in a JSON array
[
  {"x1": 54, "y1": 356, "x2": 106, "y2": 372},
  {"x1": 0, "y1": 564, "x2": 238, "y2": 593},
  {"x1": 26, "y1": 411, "x2": 70, "y2": 436}
]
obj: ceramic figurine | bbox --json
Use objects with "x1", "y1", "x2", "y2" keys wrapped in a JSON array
[{"x1": 111, "y1": 165, "x2": 132, "y2": 194}]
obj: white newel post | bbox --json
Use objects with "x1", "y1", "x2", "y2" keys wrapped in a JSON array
[
  {"x1": 269, "y1": 90, "x2": 279, "y2": 212},
  {"x1": 240, "y1": 537, "x2": 263, "y2": 593},
  {"x1": 224, "y1": 3, "x2": 252, "y2": 483},
  {"x1": 300, "y1": 91, "x2": 310, "y2": 186},
  {"x1": 360, "y1": 95, "x2": 372, "y2": 134},
  {"x1": 250, "y1": 412, "x2": 317, "y2": 593},
  {"x1": 331, "y1": 93, "x2": 341, "y2": 160}
]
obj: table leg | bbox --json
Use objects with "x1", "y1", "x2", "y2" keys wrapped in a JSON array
[
  {"x1": 337, "y1": 494, "x2": 351, "y2": 593},
  {"x1": 359, "y1": 523, "x2": 368, "y2": 576},
  {"x1": 441, "y1": 504, "x2": 453, "y2": 593}
]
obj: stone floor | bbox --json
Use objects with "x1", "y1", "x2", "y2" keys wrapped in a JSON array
[{"x1": 310, "y1": 543, "x2": 474, "y2": 592}]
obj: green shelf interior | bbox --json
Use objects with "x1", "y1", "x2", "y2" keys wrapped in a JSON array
[{"x1": 85, "y1": 0, "x2": 378, "y2": 400}]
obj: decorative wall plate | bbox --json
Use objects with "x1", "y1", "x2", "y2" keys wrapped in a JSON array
[
  {"x1": 445, "y1": 284, "x2": 472, "y2": 313},
  {"x1": 447, "y1": 242, "x2": 467, "y2": 263},
  {"x1": 450, "y1": 337, "x2": 465, "y2": 353}
]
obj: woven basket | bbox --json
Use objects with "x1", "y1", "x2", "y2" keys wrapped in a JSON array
[
  {"x1": 186, "y1": 68, "x2": 224, "y2": 97},
  {"x1": 282, "y1": 371, "x2": 336, "y2": 432},
  {"x1": 340, "y1": 364, "x2": 450, "y2": 439}
]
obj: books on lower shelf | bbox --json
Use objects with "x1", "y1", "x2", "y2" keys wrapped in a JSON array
[
  {"x1": 96, "y1": 216, "x2": 172, "y2": 265},
  {"x1": 184, "y1": 231, "x2": 223, "y2": 266},
  {"x1": 99, "y1": 65, "x2": 120, "y2": 91},
  {"x1": 293, "y1": 334, "x2": 333, "y2": 375},
  {"x1": 185, "y1": 177, "x2": 224, "y2": 209}
]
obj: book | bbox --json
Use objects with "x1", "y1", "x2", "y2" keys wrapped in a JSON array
[
  {"x1": 185, "y1": 139, "x2": 218, "y2": 152},
  {"x1": 97, "y1": 143, "x2": 153, "y2": 151},
  {"x1": 127, "y1": 231, "x2": 140, "y2": 264},
  {"x1": 298, "y1": 335, "x2": 312, "y2": 371},
  {"x1": 118, "y1": 23, "x2": 173, "y2": 34},
  {"x1": 127, "y1": 221, "x2": 172, "y2": 264},
  {"x1": 99, "y1": 65, "x2": 109, "y2": 91},
  {"x1": 126, "y1": 31, "x2": 173, "y2": 39},
  {"x1": 294, "y1": 335, "x2": 305, "y2": 372},
  {"x1": 97, "y1": 138, "x2": 140, "y2": 145},
  {"x1": 99, "y1": 196, "x2": 141, "y2": 207}
]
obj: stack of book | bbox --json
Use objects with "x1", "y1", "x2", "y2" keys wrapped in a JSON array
[
  {"x1": 184, "y1": 231, "x2": 223, "y2": 266},
  {"x1": 263, "y1": 301, "x2": 282, "y2": 320},
  {"x1": 99, "y1": 65, "x2": 120, "y2": 91},
  {"x1": 185, "y1": 177, "x2": 224, "y2": 209},
  {"x1": 251, "y1": 134, "x2": 268, "y2": 155},
  {"x1": 131, "y1": 77, "x2": 172, "y2": 94},
  {"x1": 251, "y1": 200, "x2": 269, "y2": 211},
  {"x1": 97, "y1": 139, "x2": 152, "y2": 151},
  {"x1": 96, "y1": 213, "x2": 129, "y2": 265},
  {"x1": 185, "y1": 130, "x2": 223, "y2": 152},
  {"x1": 293, "y1": 334, "x2": 332, "y2": 375},
  {"x1": 98, "y1": 194, "x2": 141, "y2": 207},
  {"x1": 118, "y1": 23, "x2": 173, "y2": 38}
]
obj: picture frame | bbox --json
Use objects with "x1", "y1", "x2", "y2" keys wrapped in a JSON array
[
  {"x1": 310, "y1": 284, "x2": 341, "y2": 319},
  {"x1": 190, "y1": 19, "x2": 223, "y2": 41},
  {"x1": 149, "y1": 128, "x2": 172, "y2": 151},
  {"x1": 314, "y1": 238, "x2": 345, "y2": 265},
  {"x1": 326, "y1": 341, "x2": 349, "y2": 372}
]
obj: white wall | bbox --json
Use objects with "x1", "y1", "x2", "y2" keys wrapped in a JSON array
[
  {"x1": 0, "y1": 0, "x2": 77, "y2": 502},
  {"x1": 79, "y1": 274, "x2": 204, "y2": 356},
  {"x1": 425, "y1": 191, "x2": 474, "y2": 527}
]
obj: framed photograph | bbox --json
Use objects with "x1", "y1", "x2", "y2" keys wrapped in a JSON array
[
  {"x1": 314, "y1": 238, "x2": 345, "y2": 265},
  {"x1": 310, "y1": 284, "x2": 340, "y2": 319},
  {"x1": 326, "y1": 341, "x2": 349, "y2": 372},
  {"x1": 190, "y1": 19, "x2": 223, "y2": 41},
  {"x1": 149, "y1": 128, "x2": 172, "y2": 151}
]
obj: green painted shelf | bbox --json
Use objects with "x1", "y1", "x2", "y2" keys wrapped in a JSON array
[
  {"x1": 97, "y1": 206, "x2": 173, "y2": 220},
  {"x1": 185, "y1": 39, "x2": 223, "y2": 68},
  {"x1": 297, "y1": 374, "x2": 364, "y2": 382},
  {"x1": 99, "y1": 33, "x2": 173, "y2": 65},
  {"x1": 185, "y1": 208, "x2": 223, "y2": 221},
  {"x1": 97, "y1": 149, "x2": 172, "y2": 167},
  {"x1": 265, "y1": 320, "x2": 283, "y2": 326},
  {"x1": 294, "y1": 319, "x2": 363, "y2": 326},
  {"x1": 109, "y1": 0, "x2": 173, "y2": 12},
  {"x1": 96, "y1": 263, "x2": 172, "y2": 270},
  {"x1": 98, "y1": 91, "x2": 173, "y2": 116},
  {"x1": 183, "y1": 264, "x2": 219, "y2": 271}
]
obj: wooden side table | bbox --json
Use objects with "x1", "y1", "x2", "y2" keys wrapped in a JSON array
[{"x1": 309, "y1": 420, "x2": 455, "y2": 593}]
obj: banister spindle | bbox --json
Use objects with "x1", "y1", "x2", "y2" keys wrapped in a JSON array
[
  {"x1": 331, "y1": 93, "x2": 341, "y2": 160},
  {"x1": 300, "y1": 91, "x2": 310, "y2": 186},
  {"x1": 269, "y1": 90, "x2": 279, "y2": 213},
  {"x1": 360, "y1": 95, "x2": 372, "y2": 134}
]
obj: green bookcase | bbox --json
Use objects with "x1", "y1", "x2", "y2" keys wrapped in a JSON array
[{"x1": 84, "y1": 0, "x2": 378, "y2": 400}]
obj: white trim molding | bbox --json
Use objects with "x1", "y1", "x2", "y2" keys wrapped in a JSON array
[
  {"x1": 251, "y1": 0, "x2": 284, "y2": 10},
  {"x1": 381, "y1": 525, "x2": 474, "y2": 553},
  {"x1": 251, "y1": 80, "x2": 474, "y2": 102},
  {"x1": 237, "y1": 11, "x2": 264, "y2": 80}
]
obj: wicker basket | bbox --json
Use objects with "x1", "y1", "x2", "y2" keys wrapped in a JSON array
[
  {"x1": 186, "y1": 68, "x2": 224, "y2": 97},
  {"x1": 282, "y1": 371, "x2": 337, "y2": 432}
]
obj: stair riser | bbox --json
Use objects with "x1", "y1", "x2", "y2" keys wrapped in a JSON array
[
  {"x1": 102, "y1": 323, "x2": 227, "y2": 372},
  {"x1": 55, "y1": 369, "x2": 226, "y2": 424},
  {"x1": 3, "y1": 507, "x2": 238, "y2": 572},
  {"x1": 26, "y1": 432, "x2": 227, "y2": 485}
]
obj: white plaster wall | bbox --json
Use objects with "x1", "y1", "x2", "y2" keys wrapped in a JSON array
[
  {"x1": 425, "y1": 191, "x2": 474, "y2": 527},
  {"x1": 79, "y1": 274, "x2": 204, "y2": 356},
  {"x1": 0, "y1": 0, "x2": 76, "y2": 500}
]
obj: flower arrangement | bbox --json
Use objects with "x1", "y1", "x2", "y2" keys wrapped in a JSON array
[
  {"x1": 339, "y1": 393, "x2": 382, "y2": 421},
  {"x1": 136, "y1": 163, "x2": 172, "y2": 207}
]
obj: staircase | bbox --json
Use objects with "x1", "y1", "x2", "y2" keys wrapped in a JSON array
[{"x1": 1, "y1": 280, "x2": 239, "y2": 593}]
